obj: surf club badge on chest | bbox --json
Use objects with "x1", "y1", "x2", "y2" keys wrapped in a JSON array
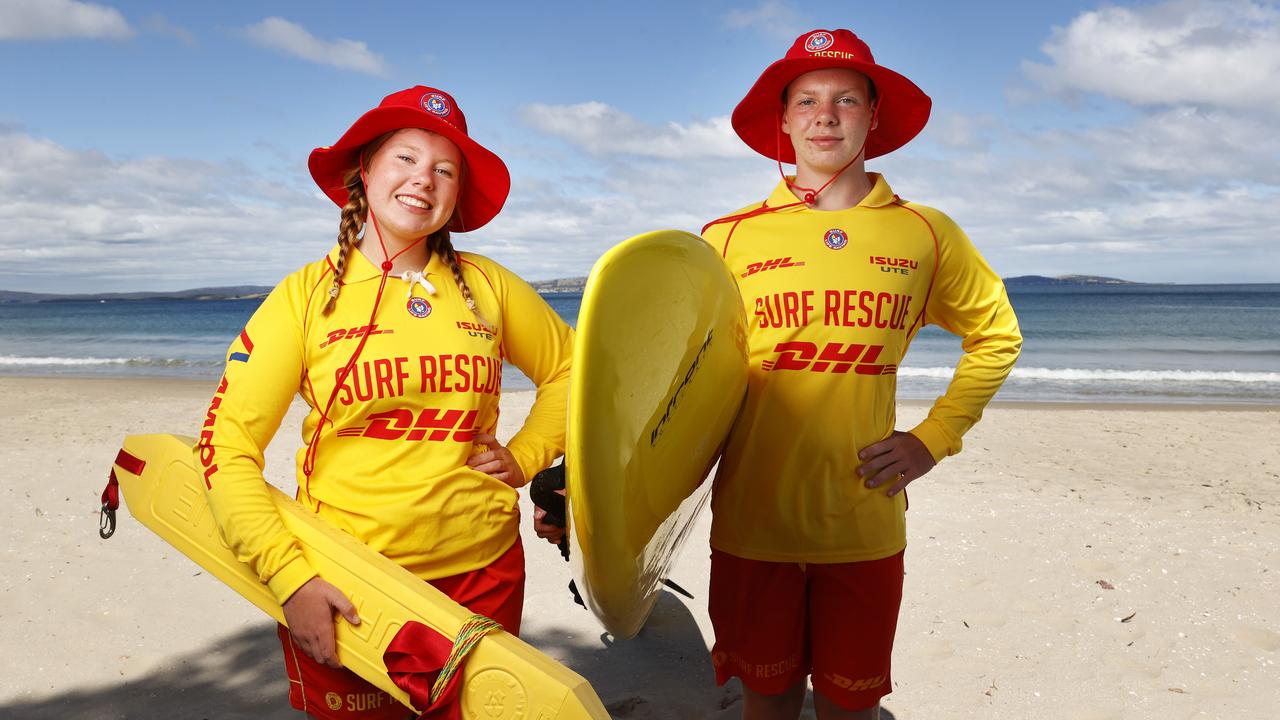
[
  {"x1": 406, "y1": 296, "x2": 432, "y2": 318},
  {"x1": 824, "y1": 228, "x2": 848, "y2": 250}
]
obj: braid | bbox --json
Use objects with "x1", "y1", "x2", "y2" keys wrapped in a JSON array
[
  {"x1": 323, "y1": 177, "x2": 367, "y2": 314},
  {"x1": 433, "y1": 229, "x2": 491, "y2": 330}
]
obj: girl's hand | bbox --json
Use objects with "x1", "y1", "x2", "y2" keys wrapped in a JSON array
[
  {"x1": 468, "y1": 433, "x2": 526, "y2": 488},
  {"x1": 281, "y1": 577, "x2": 361, "y2": 668}
]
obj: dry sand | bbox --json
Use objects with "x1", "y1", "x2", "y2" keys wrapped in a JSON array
[{"x1": 1, "y1": 375, "x2": 1276, "y2": 719}]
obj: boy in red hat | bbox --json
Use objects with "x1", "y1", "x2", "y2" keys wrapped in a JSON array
[
  {"x1": 702, "y1": 29, "x2": 1022, "y2": 719},
  {"x1": 197, "y1": 86, "x2": 574, "y2": 719}
]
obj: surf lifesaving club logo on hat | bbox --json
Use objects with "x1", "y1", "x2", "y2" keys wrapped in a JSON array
[
  {"x1": 824, "y1": 228, "x2": 848, "y2": 250},
  {"x1": 422, "y1": 92, "x2": 451, "y2": 117},
  {"x1": 804, "y1": 31, "x2": 834, "y2": 52},
  {"x1": 407, "y1": 297, "x2": 433, "y2": 318}
]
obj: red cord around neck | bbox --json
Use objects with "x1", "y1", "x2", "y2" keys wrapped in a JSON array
[
  {"x1": 300, "y1": 163, "x2": 433, "y2": 490},
  {"x1": 704, "y1": 104, "x2": 880, "y2": 235},
  {"x1": 781, "y1": 103, "x2": 879, "y2": 206}
]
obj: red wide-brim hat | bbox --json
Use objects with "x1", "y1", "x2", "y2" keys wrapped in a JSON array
[
  {"x1": 732, "y1": 29, "x2": 932, "y2": 163},
  {"x1": 309, "y1": 86, "x2": 510, "y2": 232}
]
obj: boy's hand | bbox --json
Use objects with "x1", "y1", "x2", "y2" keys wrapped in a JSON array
[{"x1": 857, "y1": 431, "x2": 936, "y2": 496}]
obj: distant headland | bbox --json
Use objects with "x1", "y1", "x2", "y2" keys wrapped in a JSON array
[
  {"x1": 1002, "y1": 275, "x2": 1137, "y2": 287},
  {"x1": 0, "y1": 274, "x2": 1147, "y2": 303},
  {"x1": 0, "y1": 280, "x2": 592, "y2": 303},
  {"x1": 0, "y1": 286, "x2": 274, "y2": 304}
]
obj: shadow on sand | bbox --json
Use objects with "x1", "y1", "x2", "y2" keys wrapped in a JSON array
[
  {"x1": 522, "y1": 589, "x2": 736, "y2": 718},
  {"x1": 519, "y1": 589, "x2": 898, "y2": 719},
  {"x1": 7, "y1": 597, "x2": 900, "y2": 720},
  {"x1": 2, "y1": 622, "x2": 295, "y2": 720}
]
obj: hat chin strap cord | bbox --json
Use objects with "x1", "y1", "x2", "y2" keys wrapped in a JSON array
[
  {"x1": 300, "y1": 163, "x2": 433, "y2": 491},
  {"x1": 702, "y1": 104, "x2": 879, "y2": 235},
  {"x1": 780, "y1": 102, "x2": 879, "y2": 206}
]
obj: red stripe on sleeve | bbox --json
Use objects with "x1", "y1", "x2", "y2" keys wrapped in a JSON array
[{"x1": 460, "y1": 257, "x2": 498, "y2": 296}]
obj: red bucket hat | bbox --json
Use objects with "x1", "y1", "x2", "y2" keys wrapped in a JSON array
[
  {"x1": 309, "y1": 86, "x2": 510, "y2": 232},
  {"x1": 732, "y1": 29, "x2": 932, "y2": 163}
]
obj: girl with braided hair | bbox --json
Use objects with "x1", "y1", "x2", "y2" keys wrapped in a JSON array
[{"x1": 195, "y1": 86, "x2": 573, "y2": 719}]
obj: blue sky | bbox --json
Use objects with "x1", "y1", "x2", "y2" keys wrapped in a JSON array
[{"x1": 1, "y1": 0, "x2": 1277, "y2": 292}]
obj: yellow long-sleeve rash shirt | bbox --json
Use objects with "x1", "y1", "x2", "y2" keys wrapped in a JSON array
[
  {"x1": 195, "y1": 245, "x2": 574, "y2": 604},
  {"x1": 702, "y1": 174, "x2": 1022, "y2": 563}
]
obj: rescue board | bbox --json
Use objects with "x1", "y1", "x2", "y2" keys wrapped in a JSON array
[
  {"x1": 567, "y1": 230, "x2": 748, "y2": 639},
  {"x1": 110, "y1": 433, "x2": 607, "y2": 719}
]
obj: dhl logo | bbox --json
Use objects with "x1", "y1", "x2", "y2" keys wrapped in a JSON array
[
  {"x1": 823, "y1": 672, "x2": 885, "y2": 692},
  {"x1": 320, "y1": 324, "x2": 393, "y2": 349},
  {"x1": 761, "y1": 341, "x2": 897, "y2": 375},
  {"x1": 742, "y1": 256, "x2": 805, "y2": 278},
  {"x1": 336, "y1": 408, "x2": 478, "y2": 442}
]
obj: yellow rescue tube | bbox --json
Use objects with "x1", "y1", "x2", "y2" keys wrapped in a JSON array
[
  {"x1": 567, "y1": 230, "x2": 749, "y2": 639},
  {"x1": 113, "y1": 433, "x2": 607, "y2": 719}
]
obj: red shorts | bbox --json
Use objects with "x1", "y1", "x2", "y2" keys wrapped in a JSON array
[
  {"x1": 708, "y1": 548, "x2": 904, "y2": 711},
  {"x1": 278, "y1": 537, "x2": 525, "y2": 719}
]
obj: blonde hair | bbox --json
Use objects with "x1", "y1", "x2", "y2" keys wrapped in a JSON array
[
  {"x1": 323, "y1": 135, "x2": 489, "y2": 329},
  {"x1": 322, "y1": 170, "x2": 368, "y2": 314}
]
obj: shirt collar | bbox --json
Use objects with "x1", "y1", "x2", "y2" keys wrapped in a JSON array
[
  {"x1": 764, "y1": 172, "x2": 898, "y2": 211},
  {"x1": 325, "y1": 241, "x2": 450, "y2": 285}
]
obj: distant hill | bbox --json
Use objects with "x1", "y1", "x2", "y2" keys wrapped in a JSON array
[
  {"x1": 528, "y1": 276, "x2": 587, "y2": 294},
  {"x1": 530, "y1": 274, "x2": 1141, "y2": 292},
  {"x1": 2, "y1": 274, "x2": 1141, "y2": 303},
  {"x1": 1003, "y1": 275, "x2": 1138, "y2": 287},
  {"x1": 0, "y1": 286, "x2": 273, "y2": 304},
  {"x1": 0, "y1": 290, "x2": 49, "y2": 303},
  {"x1": 1, "y1": 280, "x2": 587, "y2": 303}
]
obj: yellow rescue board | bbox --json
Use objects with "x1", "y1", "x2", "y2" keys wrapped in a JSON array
[
  {"x1": 567, "y1": 230, "x2": 748, "y2": 639},
  {"x1": 113, "y1": 433, "x2": 607, "y2": 719}
]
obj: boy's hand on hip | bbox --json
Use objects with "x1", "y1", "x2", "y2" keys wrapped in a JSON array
[{"x1": 857, "y1": 431, "x2": 936, "y2": 497}]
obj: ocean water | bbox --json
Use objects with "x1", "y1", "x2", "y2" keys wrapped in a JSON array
[
  {"x1": 903, "y1": 284, "x2": 1280, "y2": 404},
  {"x1": 1, "y1": 285, "x2": 1277, "y2": 404}
]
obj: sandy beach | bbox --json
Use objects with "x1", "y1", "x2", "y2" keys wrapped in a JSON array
[{"x1": 1, "y1": 375, "x2": 1276, "y2": 719}]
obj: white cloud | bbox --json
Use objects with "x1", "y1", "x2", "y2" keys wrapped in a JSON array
[
  {"x1": 511, "y1": 79, "x2": 1280, "y2": 283},
  {"x1": 520, "y1": 102, "x2": 752, "y2": 159},
  {"x1": 5, "y1": 106, "x2": 1275, "y2": 292},
  {"x1": 723, "y1": 0, "x2": 807, "y2": 42},
  {"x1": 0, "y1": 130, "x2": 334, "y2": 292},
  {"x1": 926, "y1": 112, "x2": 999, "y2": 151},
  {"x1": 878, "y1": 110, "x2": 1280, "y2": 283},
  {"x1": 1023, "y1": 0, "x2": 1280, "y2": 111},
  {"x1": 1076, "y1": 107, "x2": 1280, "y2": 186},
  {"x1": 460, "y1": 144, "x2": 784, "y2": 282},
  {"x1": 0, "y1": 0, "x2": 132, "y2": 40},
  {"x1": 242, "y1": 17, "x2": 389, "y2": 76},
  {"x1": 920, "y1": 0, "x2": 1280, "y2": 282}
]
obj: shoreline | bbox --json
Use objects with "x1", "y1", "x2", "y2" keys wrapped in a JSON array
[{"x1": 2, "y1": 373, "x2": 1276, "y2": 411}]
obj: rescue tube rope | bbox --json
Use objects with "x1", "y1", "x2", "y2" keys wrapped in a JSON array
[{"x1": 430, "y1": 614, "x2": 503, "y2": 704}]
